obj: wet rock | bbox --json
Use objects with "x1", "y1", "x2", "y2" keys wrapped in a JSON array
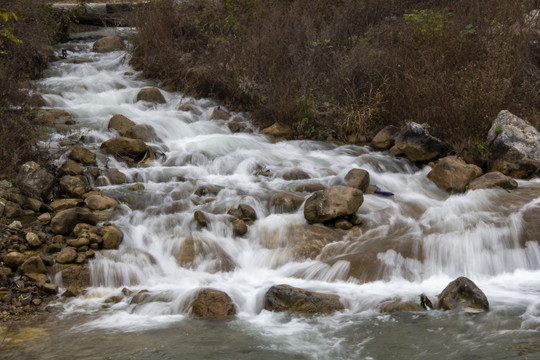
[
  {"x1": 19, "y1": 256, "x2": 47, "y2": 274},
  {"x1": 25, "y1": 232, "x2": 42, "y2": 248},
  {"x1": 295, "y1": 183, "x2": 327, "y2": 193},
  {"x1": 377, "y1": 298, "x2": 425, "y2": 313},
  {"x1": 59, "y1": 159, "x2": 83, "y2": 176},
  {"x1": 211, "y1": 108, "x2": 231, "y2": 121},
  {"x1": 390, "y1": 122, "x2": 452, "y2": 162},
  {"x1": 370, "y1": 125, "x2": 399, "y2": 150},
  {"x1": 282, "y1": 169, "x2": 310, "y2": 180},
  {"x1": 103, "y1": 168, "x2": 127, "y2": 185},
  {"x1": 125, "y1": 124, "x2": 158, "y2": 142},
  {"x1": 191, "y1": 288, "x2": 236, "y2": 318},
  {"x1": 68, "y1": 145, "x2": 96, "y2": 165},
  {"x1": 100, "y1": 225, "x2": 124, "y2": 250},
  {"x1": 59, "y1": 175, "x2": 88, "y2": 198},
  {"x1": 136, "y1": 87, "x2": 166, "y2": 104},
  {"x1": 36, "y1": 109, "x2": 72, "y2": 125},
  {"x1": 175, "y1": 236, "x2": 236, "y2": 273},
  {"x1": 304, "y1": 185, "x2": 363, "y2": 224},
  {"x1": 42, "y1": 283, "x2": 59, "y2": 295},
  {"x1": 438, "y1": 276, "x2": 489, "y2": 312},
  {"x1": 487, "y1": 110, "x2": 540, "y2": 178},
  {"x1": 344, "y1": 168, "x2": 370, "y2": 192},
  {"x1": 100, "y1": 137, "x2": 152, "y2": 162},
  {"x1": 51, "y1": 264, "x2": 90, "y2": 291},
  {"x1": 194, "y1": 185, "x2": 223, "y2": 197},
  {"x1": 261, "y1": 122, "x2": 293, "y2": 138},
  {"x1": 49, "y1": 198, "x2": 83, "y2": 212},
  {"x1": 56, "y1": 247, "x2": 77, "y2": 264},
  {"x1": 227, "y1": 204, "x2": 257, "y2": 224},
  {"x1": 273, "y1": 224, "x2": 346, "y2": 260},
  {"x1": 50, "y1": 207, "x2": 98, "y2": 235},
  {"x1": 25, "y1": 273, "x2": 49, "y2": 287},
  {"x1": 427, "y1": 156, "x2": 483, "y2": 193},
  {"x1": 29, "y1": 93, "x2": 47, "y2": 108},
  {"x1": 16, "y1": 161, "x2": 55, "y2": 201},
  {"x1": 84, "y1": 194, "x2": 119, "y2": 210},
  {"x1": 108, "y1": 114, "x2": 136, "y2": 136},
  {"x1": 264, "y1": 284, "x2": 344, "y2": 314},
  {"x1": 269, "y1": 192, "x2": 305, "y2": 213},
  {"x1": 194, "y1": 210, "x2": 210, "y2": 227},
  {"x1": 73, "y1": 223, "x2": 99, "y2": 237},
  {"x1": 232, "y1": 219, "x2": 248, "y2": 236},
  {"x1": 4, "y1": 252, "x2": 25, "y2": 269},
  {"x1": 92, "y1": 36, "x2": 125, "y2": 53},
  {"x1": 66, "y1": 237, "x2": 90, "y2": 249},
  {"x1": 467, "y1": 171, "x2": 518, "y2": 190}
]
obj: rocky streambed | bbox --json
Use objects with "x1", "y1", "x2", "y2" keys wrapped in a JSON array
[{"x1": 1, "y1": 29, "x2": 540, "y2": 359}]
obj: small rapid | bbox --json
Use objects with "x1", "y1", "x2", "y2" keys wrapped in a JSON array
[{"x1": 9, "y1": 29, "x2": 539, "y2": 359}]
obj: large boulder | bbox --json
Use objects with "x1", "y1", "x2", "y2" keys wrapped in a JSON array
[
  {"x1": 427, "y1": 156, "x2": 482, "y2": 193},
  {"x1": 370, "y1": 125, "x2": 399, "y2": 150},
  {"x1": 92, "y1": 36, "x2": 125, "y2": 52},
  {"x1": 390, "y1": 122, "x2": 452, "y2": 162},
  {"x1": 344, "y1": 169, "x2": 370, "y2": 192},
  {"x1": 269, "y1": 192, "x2": 305, "y2": 213},
  {"x1": 16, "y1": 161, "x2": 55, "y2": 201},
  {"x1": 467, "y1": 171, "x2": 518, "y2": 190},
  {"x1": 191, "y1": 288, "x2": 236, "y2": 318},
  {"x1": 50, "y1": 207, "x2": 98, "y2": 235},
  {"x1": 68, "y1": 145, "x2": 96, "y2": 165},
  {"x1": 263, "y1": 284, "x2": 344, "y2": 314},
  {"x1": 136, "y1": 88, "x2": 166, "y2": 104},
  {"x1": 3, "y1": 251, "x2": 25, "y2": 269},
  {"x1": 100, "y1": 137, "x2": 152, "y2": 162},
  {"x1": 55, "y1": 247, "x2": 77, "y2": 264},
  {"x1": 486, "y1": 110, "x2": 540, "y2": 178},
  {"x1": 304, "y1": 185, "x2": 363, "y2": 224},
  {"x1": 125, "y1": 124, "x2": 158, "y2": 142},
  {"x1": 108, "y1": 114, "x2": 136, "y2": 136},
  {"x1": 438, "y1": 276, "x2": 489, "y2": 312},
  {"x1": 59, "y1": 160, "x2": 83, "y2": 176},
  {"x1": 59, "y1": 175, "x2": 88, "y2": 198}
]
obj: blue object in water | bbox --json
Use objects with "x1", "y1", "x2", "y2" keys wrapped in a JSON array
[{"x1": 373, "y1": 185, "x2": 394, "y2": 197}]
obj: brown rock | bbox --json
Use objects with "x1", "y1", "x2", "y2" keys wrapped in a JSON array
[
  {"x1": 194, "y1": 210, "x2": 210, "y2": 227},
  {"x1": 125, "y1": 124, "x2": 158, "y2": 142},
  {"x1": 4, "y1": 251, "x2": 25, "y2": 269},
  {"x1": 59, "y1": 175, "x2": 88, "y2": 198},
  {"x1": 50, "y1": 207, "x2": 98, "y2": 235},
  {"x1": 103, "y1": 168, "x2": 127, "y2": 185},
  {"x1": 68, "y1": 145, "x2": 96, "y2": 165},
  {"x1": 210, "y1": 108, "x2": 231, "y2": 120},
  {"x1": 42, "y1": 283, "x2": 59, "y2": 295},
  {"x1": 56, "y1": 247, "x2": 78, "y2": 264},
  {"x1": 51, "y1": 264, "x2": 90, "y2": 291},
  {"x1": 269, "y1": 192, "x2": 305, "y2": 213},
  {"x1": 191, "y1": 288, "x2": 236, "y2": 318},
  {"x1": 390, "y1": 122, "x2": 452, "y2": 162},
  {"x1": 467, "y1": 171, "x2": 518, "y2": 190},
  {"x1": 370, "y1": 125, "x2": 399, "y2": 150},
  {"x1": 66, "y1": 237, "x2": 90, "y2": 248},
  {"x1": 264, "y1": 284, "x2": 344, "y2": 314},
  {"x1": 344, "y1": 168, "x2": 370, "y2": 192},
  {"x1": 20, "y1": 256, "x2": 47, "y2": 274},
  {"x1": 438, "y1": 276, "x2": 489, "y2": 312},
  {"x1": 101, "y1": 225, "x2": 124, "y2": 249},
  {"x1": 4, "y1": 201, "x2": 22, "y2": 218},
  {"x1": 377, "y1": 298, "x2": 425, "y2": 313},
  {"x1": 427, "y1": 156, "x2": 483, "y2": 193},
  {"x1": 261, "y1": 122, "x2": 293, "y2": 138},
  {"x1": 84, "y1": 194, "x2": 119, "y2": 210},
  {"x1": 304, "y1": 185, "x2": 364, "y2": 223},
  {"x1": 108, "y1": 114, "x2": 136, "y2": 135},
  {"x1": 136, "y1": 88, "x2": 166, "y2": 104},
  {"x1": 59, "y1": 160, "x2": 84, "y2": 176},
  {"x1": 100, "y1": 137, "x2": 152, "y2": 162},
  {"x1": 282, "y1": 169, "x2": 310, "y2": 180},
  {"x1": 232, "y1": 219, "x2": 247, "y2": 236},
  {"x1": 49, "y1": 198, "x2": 83, "y2": 212},
  {"x1": 92, "y1": 36, "x2": 125, "y2": 53},
  {"x1": 25, "y1": 232, "x2": 42, "y2": 248}
]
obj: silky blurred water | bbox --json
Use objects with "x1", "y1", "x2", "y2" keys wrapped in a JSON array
[{"x1": 3, "y1": 28, "x2": 539, "y2": 359}]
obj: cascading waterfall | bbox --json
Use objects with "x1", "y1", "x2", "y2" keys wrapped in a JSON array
[{"x1": 15, "y1": 28, "x2": 540, "y2": 359}]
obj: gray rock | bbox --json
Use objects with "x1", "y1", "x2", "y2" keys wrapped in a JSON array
[
  {"x1": 390, "y1": 122, "x2": 452, "y2": 162},
  {"x1": 438, "y1": 276, "x2": 489, "y2": 312},
  {"x1": 487, "y1": 110, "x2": 540, "y2": 178},
  {"x1": 16, "y1": 161, "x2": 55, "y2": 201}
]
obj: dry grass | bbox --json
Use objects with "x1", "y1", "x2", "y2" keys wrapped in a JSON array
[{"x1": 131, "y1": 0, "x2": 540, "y2": 148}]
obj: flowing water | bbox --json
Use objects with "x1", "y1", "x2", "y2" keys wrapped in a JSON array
[{"x1": 3, "y1": 29, "x2": 540, "y2": 359}]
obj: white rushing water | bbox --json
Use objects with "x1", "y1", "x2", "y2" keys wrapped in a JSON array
[{"x1": 27, "y1": 29, "x2": 540, "y2": 359}]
